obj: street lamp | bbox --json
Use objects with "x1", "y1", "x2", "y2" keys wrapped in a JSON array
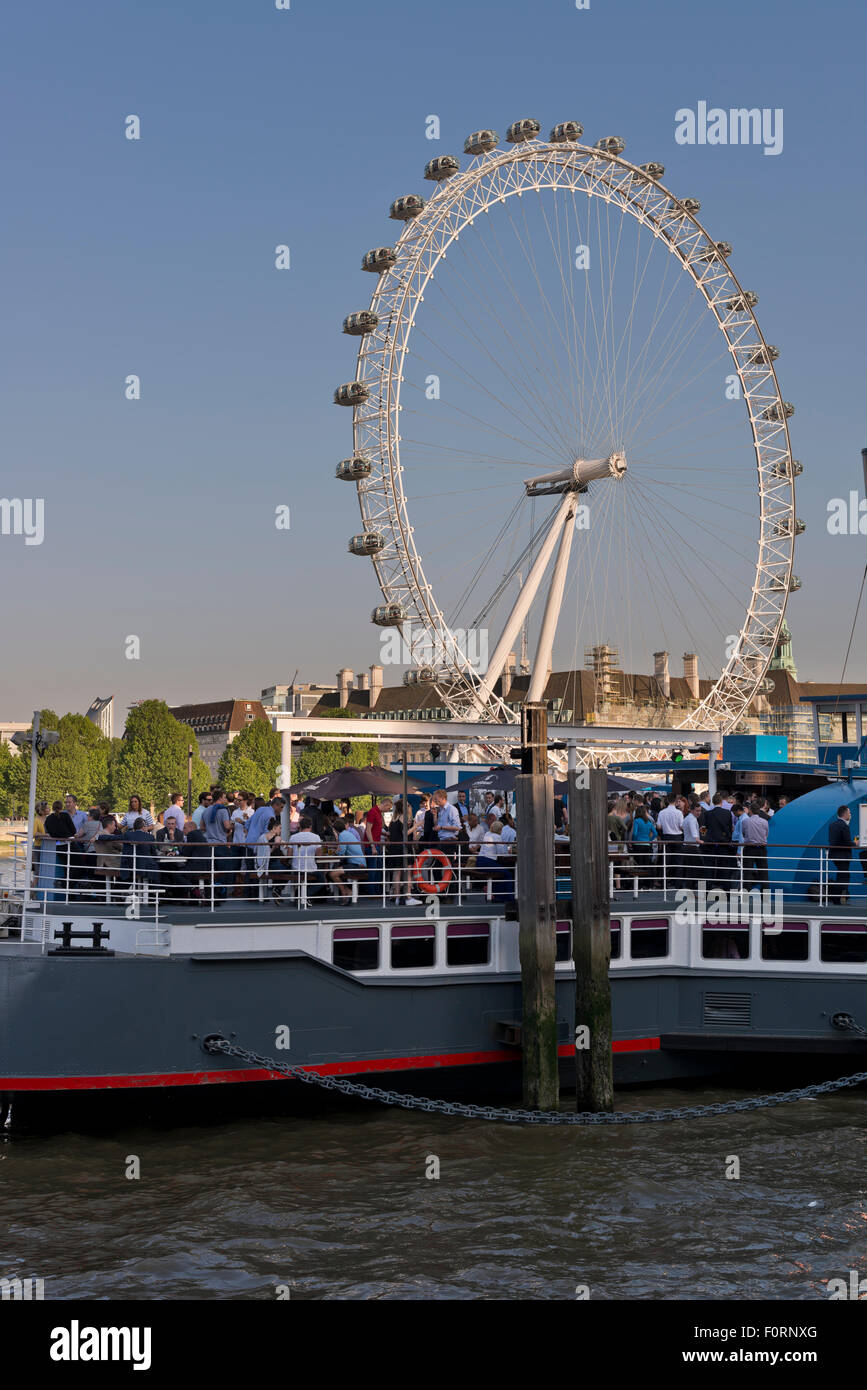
[{"x1": 13, "y1": 714, "x2": 60, "y2": 909}]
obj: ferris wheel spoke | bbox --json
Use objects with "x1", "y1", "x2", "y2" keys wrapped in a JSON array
[
  {"x1": 416, "y1": 241, "x2": 579, "y2": 457},
  {"x1": 406, "y1": 335, "x2": 573, "y2": 465},
  {"x1": 621, "y1": 290, "x2": 716, "y2": 445},
  {"x1": 616, "y1": 246, "x2": 696, "y2": 441},
  {"x1": 628, "y1": 476, "x2": 755, "y2": 611},
  {"x1": 623, "y1": 491, "x2": 732, "y2": 673},
  {"x1": 465, "y1": 205, "x2": 582, "y2": 438}
]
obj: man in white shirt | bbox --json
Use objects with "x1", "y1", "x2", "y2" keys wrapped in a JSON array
[
  {"x1": 656, "y1": 793, "x2": 684, "y2": 888},
  {"x1": 288, "y1": 816, "x2": 323, "y2": 903},
  {"x1": 467, "y1": 813, "x2": 487, "y2": 849},
  {"x1": 192, "y1": 792, "x2": 212, "y2": 829},
  {"x1": 163, "y1": 793, "x2": 186, "y2": 835},
  {"x1": 682, "y1": 800, "x2": 702, "y2": 889}
]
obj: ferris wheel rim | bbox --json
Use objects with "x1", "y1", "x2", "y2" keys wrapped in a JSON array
[{"x1": 345, "y1": 136, "x2": 798, "y2": 733}]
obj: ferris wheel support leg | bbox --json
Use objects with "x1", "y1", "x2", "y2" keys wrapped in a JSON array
[
  {"x1": 467, "y1": 490, "x2": 575, "y2": 719},
  {"x1": 526, "y1": 500, "x2": 577, "y2": 704}
]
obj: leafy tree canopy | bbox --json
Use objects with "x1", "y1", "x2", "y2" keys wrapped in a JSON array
[
  {"x1": 217, "y1": 718, "x2": 282, "y2": 797},
  {"x1": 111, "y1": 700, "x2": 210, "y2": 812}
]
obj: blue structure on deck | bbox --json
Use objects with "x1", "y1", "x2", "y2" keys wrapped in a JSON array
[{"x1": 767, "y1": 779, "x2": 867, "y2": 902}]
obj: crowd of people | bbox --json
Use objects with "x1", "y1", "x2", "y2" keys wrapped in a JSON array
[
  {"x1": 602, "y1": 788, "x2": 862, "y2": 905},
  {"x1": 603, "y1": 788, "x2": 790, "y2": 893},
  {"x1": 28, "y1": 784, "x2": 521, "y2": 907},
  {"x1": 30, "y1": 781, "x2": 859, "y2": 909}
]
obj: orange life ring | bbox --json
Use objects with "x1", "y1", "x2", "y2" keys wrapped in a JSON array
[{"x1": 412, "y1": 848, "x2": 453, "y2": 895}]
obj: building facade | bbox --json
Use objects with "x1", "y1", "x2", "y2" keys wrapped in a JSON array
[{"x1": 169, "y1": 699, "x2": 268, "y2": 775}]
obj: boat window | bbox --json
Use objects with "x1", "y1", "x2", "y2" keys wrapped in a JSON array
[
  {"x1": 820, "y1": 922, "x2": 867, "y2": 964},
  {"x1": 333, "y1": 925, "x2": 379, "y2": 972},
  {"x1": 446, "y1": 922, "x2": 490, "y2": 967},
  {"x1": 629, "y1": 917, "x2": 669, "y2": 959},
  {"x1": 761, "y1": 921, "x2": 809, "y2": 962},
  {"x1": 555, "y1": 920, "x2": 571, "y2": 963},
  {"x1": 701, "y1": 924, "x2": 750, "y2": 960},
  {"x1": 391, "y1": 922, "x2": 435, "y2": 969},
  {"x1": 611, "y1": 919, "x2": 621, "y2": 961}
]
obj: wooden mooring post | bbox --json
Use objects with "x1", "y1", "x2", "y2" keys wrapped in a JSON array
[
  {"x1": 570, "y1": 765, "x2": 614, "y2": 1111},
  {"x1": 515, "y1": 702, "x2": 559, "y2": 1110}
]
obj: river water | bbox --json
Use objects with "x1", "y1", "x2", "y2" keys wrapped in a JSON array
[
  {"x1": 2, "y1": 855, "x2": 866, "y2": 1301},
  {"x1": 2, "y1": 1079, "x2": 866, "y2": 1300}
]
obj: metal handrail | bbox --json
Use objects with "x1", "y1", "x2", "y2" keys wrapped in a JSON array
[{"x1": 5, "y1": 830, "x2": 863, "y2": 914}]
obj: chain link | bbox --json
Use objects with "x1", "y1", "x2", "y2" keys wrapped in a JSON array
[{"x1": 203, "y1": 1038, "x2": 867, "y2": 1125}]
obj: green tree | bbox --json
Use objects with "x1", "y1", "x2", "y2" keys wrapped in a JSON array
[
  {"x1": 217, "y1": 718, "x2": 282, "y2": 796},
  {"x1": 38, "y1": 714, "x2": 111, "y2": 806},
  {"x1": 111, "y1": 700, "x2": 210, "y2": 812},
  {"x1": 0, "y1": 710, "x2": 113, "y2": 810},
  {"x1": 0, "y1": 738, "x2": 21, "y2": 817}
]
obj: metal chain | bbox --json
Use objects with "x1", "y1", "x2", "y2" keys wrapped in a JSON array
[{"x1": 203, "y1": 1037, "x2": 867, "y2": 1126}]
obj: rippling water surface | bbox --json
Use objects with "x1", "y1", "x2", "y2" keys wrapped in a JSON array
[{"x1": 2, "y1": 1086, "x2": 866, "y2": 1300}]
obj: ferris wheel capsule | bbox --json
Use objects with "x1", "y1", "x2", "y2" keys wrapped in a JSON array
[
  {"x1": 371, "y1": 602, "x2": 407, "y2": 626},
  {"x1": 334, "y1": 382, "x2": 369, "y2": 407},
  {"x1": 595, "y1": 136, "x2": 625, "y2": 154},
  {"x1": 695, "y1": 240, "x2": 733, "y2": 263},
  {"x1": 507, "y1": 118, "x2": 541, "y2": 143},
  {"x1": 348, "y1": 532, "x2": 385, "y2": 557},
  {"x1": 639, "y1": 161, "x2": 665, "y2": 179},
  {"x1": 772, "y1": 457, "x2": 803, "y2": 477},
  {"x1": 681, "y1": 197, "x2": 701, "y2": 214},
  {"x1": 773, "y1": 516, "x2": 807, "y2": 537},
  {"x1": 390, "y1": 195, "x2": 426, "y2": 221},
  {"x1": 762, "y1": 401, "x2": 795, "y2": 422},
  {"x1": 464, "y1": 129, "x2": 499, "y2": 155},
  {"x1": 726, "y1": 290, "x2": 759, "y2": 312},
  {"x1": 362, "y1": 246, "x2": 397, "y2": 274},
  {"x1": 424, "y1": 155, "x2": 460, "y2": 182},
  {"x1": 748, "y1": 344, "x2": 779, "y2": 365},
  {"x1": 335, "y1": 456, "x2": 372, "y2": 482},
  {"x1": 342, "y1": 310, "x2": 379, "y2": 336},
  {"x1": 549, "y1": 121, "x2": 583, "y2": 143}
]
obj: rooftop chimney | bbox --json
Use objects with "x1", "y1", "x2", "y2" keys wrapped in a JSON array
[
  {"x1": 369, "y1": 663, "x2": 383, "y2": 708},
  {"x1": 356, "y1": 672, "x2": 368, "y2": 691},
  {"x1": 653, "y1": 650, "x2": 670, "y2": 701},
  {"x1": 337, "y1": 668, "x2": 354, "y2": 708},
  {"x1": 683, "y1": 652, "x2": 699, "y2": 701}
]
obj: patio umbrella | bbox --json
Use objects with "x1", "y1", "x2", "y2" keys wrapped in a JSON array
[
  {"x1": 284, "y1": 764, "x2": 427, "y2": 800},
  {"x1": 456, "y1": 765, "x2": 569, "y2": 796}
]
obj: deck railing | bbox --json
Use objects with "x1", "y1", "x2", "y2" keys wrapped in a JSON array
[{"x1": 4, "y1": 831, "x2": 864, "y2": 913}]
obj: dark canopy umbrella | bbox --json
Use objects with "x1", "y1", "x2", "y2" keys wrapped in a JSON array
[
  {"x1": 456, "y1": 765, "x2": 568, "y2": 796},
  {"x1": 284, "y1": 765, "x2": 427, "y2": 800},
  {"x1": 606, "y1": 773, "x2": 662, "y2": 794}
]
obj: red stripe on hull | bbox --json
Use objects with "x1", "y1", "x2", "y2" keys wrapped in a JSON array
[{"x1": 1, "y1": 1038, "x2": 661, "y2": 1092}]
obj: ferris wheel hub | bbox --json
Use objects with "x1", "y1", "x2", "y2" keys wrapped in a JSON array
[{"x1": 524, "y1": 452, "x2": 628, "y2": 496}]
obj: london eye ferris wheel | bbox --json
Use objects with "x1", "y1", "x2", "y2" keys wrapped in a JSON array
[{"x1": 334, "y1": 119, "x2": 802, "y2": 748}]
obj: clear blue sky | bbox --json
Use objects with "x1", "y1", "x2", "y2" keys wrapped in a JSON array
[{"x1": 2, "y1": 0, "x2": 865, "y2": 724}]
